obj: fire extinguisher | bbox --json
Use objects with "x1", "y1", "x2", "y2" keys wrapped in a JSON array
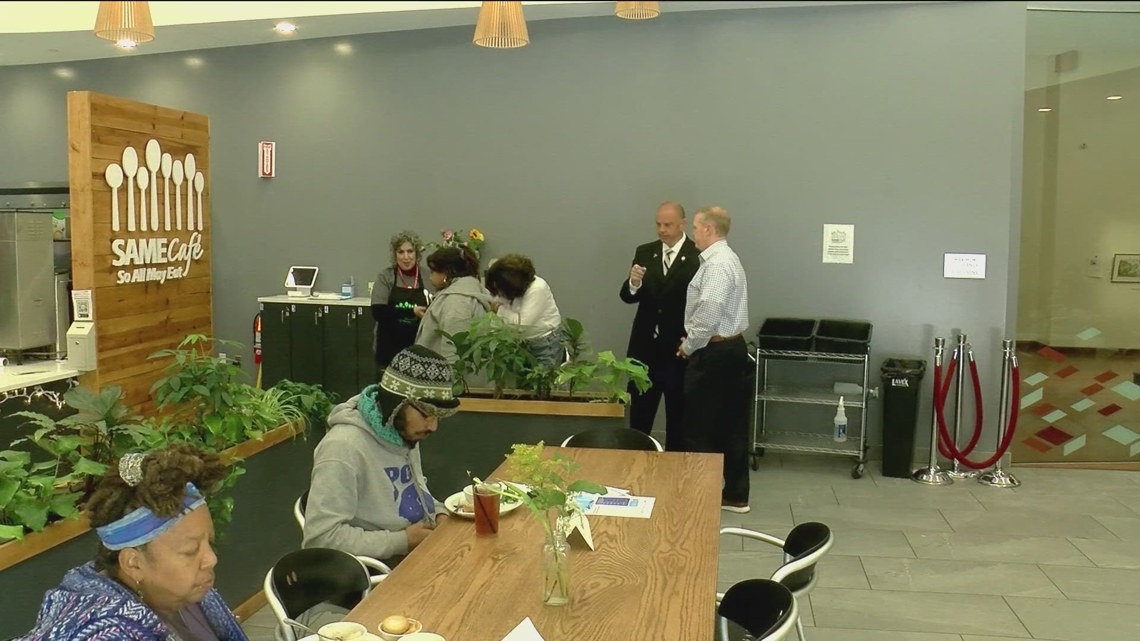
[
  {"x1": 253, "y1": 313, "x2": 263, "y2": 389},
  {"x1": 253, "y1": 313, "x2": 263, "y2": 365}
]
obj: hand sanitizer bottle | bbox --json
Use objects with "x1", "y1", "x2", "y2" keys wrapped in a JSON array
[{"x1": 833, "y1": 396, "x2": 848, "y2": 443}]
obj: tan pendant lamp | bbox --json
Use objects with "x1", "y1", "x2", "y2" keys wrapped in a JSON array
[
  {"x1": 615, "y1": 2, "x2": 661, "y2": 20},
  {"x1": 473, "y1": 1, "x2": 530, "y2": 49},
  {"x1": 94, "y1": 1, "x2": 155, "y2": 46}
]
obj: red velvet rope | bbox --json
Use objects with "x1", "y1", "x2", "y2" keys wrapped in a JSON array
[
  {"x1": 934, "y1": 353, "x2": 985, "y2": 459},
  {"x1": 932, "y1": 357, "x2": 1021, "y2": 470}
]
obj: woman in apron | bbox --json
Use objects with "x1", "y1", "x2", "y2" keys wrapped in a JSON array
[{"x1": 372, "y1": 231, "x2": 432, "y2": 371}]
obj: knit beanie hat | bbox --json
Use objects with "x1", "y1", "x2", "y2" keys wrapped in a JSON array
[{"x1": 376, "y1": 345, "x2": 461, "y2": 425}]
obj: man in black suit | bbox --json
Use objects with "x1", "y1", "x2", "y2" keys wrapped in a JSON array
[{"x1": 619, "y1": 201, "x2": 701, "y2": 450}]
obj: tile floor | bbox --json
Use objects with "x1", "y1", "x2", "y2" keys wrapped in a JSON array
[{"x1": 241, "y1": 454, "x2": 1140, "y2": 641}]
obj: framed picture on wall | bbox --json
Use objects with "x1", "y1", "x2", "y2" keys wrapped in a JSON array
[{"x1": 1111, "y1": 254, "x2": 1140, "y2": 283}]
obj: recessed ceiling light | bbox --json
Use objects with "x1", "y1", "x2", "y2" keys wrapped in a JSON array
[
  {"x1": 185, "y1": 56, "x2": 204, "y2": 69},
  {"x1": 115, "y1": 39, "x2": 138, "y2": 49},
  {"x1": 334, "y1": 42, "x2": 354, "y2": 55},
  {"x1": 1037, "y1": 107, "x2": 1052, "y2": 112},
  {"x1": 53, "y1": 67, "x2": 75, "y2": 79},
  {"x1": 1106, "y1": 95, "x2": 1123, "y2": 101},
  {"x1": 274, "y1": 21, "x2": 298, "y2": 34}
]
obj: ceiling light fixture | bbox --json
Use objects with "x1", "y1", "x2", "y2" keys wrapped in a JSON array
[
  {"x1": 1106, "y1": 95, "x2": 1123, "y2": 101},
  {"x1": 274, "y1": 21, "x2": 298, "y2": 34},
  {"x1": 473, "y1": 1, "x2": 529, "y2": 49},
  {"x1": 1037, "y1": 107, "x2": 1052, "y2": 112},
  {"x1": 94, "y1": 1, "x2": 155, "y2": 47},
  {"x1": 615, "y1": 2, "x2": 661, "y2": 20}
]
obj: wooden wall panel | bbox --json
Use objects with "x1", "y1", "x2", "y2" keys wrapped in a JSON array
[{"x1": 67, "y1": 92, "x2": 212, "y2": 414}]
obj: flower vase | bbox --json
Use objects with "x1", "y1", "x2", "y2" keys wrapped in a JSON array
[{"x1": 542, "y1": 527, "x2": 571, "y2": 606}]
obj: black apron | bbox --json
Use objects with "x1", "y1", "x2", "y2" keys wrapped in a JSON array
[{"x1": 376, "y1": 272, "x2": 428, "y2": 368}]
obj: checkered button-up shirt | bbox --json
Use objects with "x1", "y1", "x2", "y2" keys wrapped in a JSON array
[{"x1": 681, "y1": 239, "x2": 749, "y2": 355}]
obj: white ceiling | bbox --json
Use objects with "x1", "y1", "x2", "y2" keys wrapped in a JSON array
[
  {"x1": 0, "y1": 1, "x2": 927, "y2": 67},
  {"x1": 0, "y1": 1, "x2": 1138, "y2": 69}
]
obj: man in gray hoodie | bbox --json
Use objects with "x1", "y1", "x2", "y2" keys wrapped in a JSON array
[{"x1": 302, "y1": 345, "x2": 461, "y2": 564}]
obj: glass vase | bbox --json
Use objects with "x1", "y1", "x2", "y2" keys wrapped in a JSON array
[{"x1": 542, "y1": 527, "x2": 571, "y2": 606}]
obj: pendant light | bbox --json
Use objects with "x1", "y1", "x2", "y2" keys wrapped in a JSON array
[
  {"x1": 473, "y1": 1, "x2": 529, "y2": 49},
  {"x1": 94, "y1": 1, "x2": 155, "y2": 48},
  {"x1": 615, "y1": 2, "x2": 661, "y2": 20}
]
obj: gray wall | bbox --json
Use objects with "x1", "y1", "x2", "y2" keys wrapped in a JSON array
[{"x1": 0, "y1": 2, "x2": 1027, "y2": 447}]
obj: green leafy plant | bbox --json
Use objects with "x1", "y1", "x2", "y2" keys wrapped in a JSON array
[
  {"x1": 12, "y1": 386, "x2": 152, "y2": 480},
  {"x1": 443, "y1": 313, "x2": 538, "y2": 398},
  {"x1": 556, "y1": 350, "x2": 651, "y2": 403},
  {"x1": 474, "y1": 442, "x2": 605, "y2": 605},
  {"x1": 147, "y1": 334, "x2": 336, "y2": 529},
  {"x1": 0, "y1": 450, "x2": 83, "y2": 543},
  {"x1": 444, "y1": 314, "x2": 650, "y2": 403}
]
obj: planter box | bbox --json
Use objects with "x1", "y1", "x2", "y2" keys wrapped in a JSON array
[
  {"x1": 0, "y1": 423, "x2": 316, "y2": 638},
  {"x1": 419, "y1": 395, "x2": 626, "y2": 499}
]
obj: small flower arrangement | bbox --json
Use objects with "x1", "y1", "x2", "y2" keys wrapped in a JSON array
[
  {"x1": 423, "y1": 228, "x2": 485, "y2": 260},
  {"x1": 474, "y1": 442, "x2": 605, "y2": 606}
]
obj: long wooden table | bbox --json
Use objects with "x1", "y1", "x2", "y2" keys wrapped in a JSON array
[{"x1": 346, "y1": 447, "x2": 723, "y2": 640}]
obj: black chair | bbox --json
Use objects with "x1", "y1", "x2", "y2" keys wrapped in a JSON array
[
  {"x1": 264, "y1": 548, "x2": 388, "y2": 641},
  {"x1": 560, "y1": 427, "x2": 663, "y2": 452},
  {"x1": 717, "y1": 578, "x2": 799, "y2": 641},
  {"x1": 720, "y1": 522, "x2": 834, "y2": 641}
]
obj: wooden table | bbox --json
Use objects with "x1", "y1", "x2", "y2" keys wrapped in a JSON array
[{"x1": 346, "y1": 447, "x2": 723, "y2": 641}]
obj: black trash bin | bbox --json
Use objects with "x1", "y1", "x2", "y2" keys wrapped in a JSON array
[{"x1": 880, "y1": 358, "x2": 927, "y2": 478}]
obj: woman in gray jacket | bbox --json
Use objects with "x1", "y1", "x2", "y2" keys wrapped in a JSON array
[{"x1": 415, "y1": 246, "x2": 492, "y2": 362}]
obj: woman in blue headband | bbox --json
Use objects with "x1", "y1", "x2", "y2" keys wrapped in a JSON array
[{"x1": 19, "y1": 442, "x2": 247, "y2": 641}]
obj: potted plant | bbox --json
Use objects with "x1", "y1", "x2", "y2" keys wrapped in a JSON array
[
  {"x1": 420, "y1": 315, "x2": 650, "y2": 500},
  {"x1": 475, "y1": 442, "x2": 605, "y2": 606}
]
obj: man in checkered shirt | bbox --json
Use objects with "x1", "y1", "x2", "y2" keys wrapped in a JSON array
[{"x1": 677, "y1": 206, "x2": 752, "y2": 514}]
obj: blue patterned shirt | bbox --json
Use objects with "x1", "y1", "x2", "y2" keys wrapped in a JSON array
[{"x1": 681, "y1": 239, "x2": 749, "y2": 355}]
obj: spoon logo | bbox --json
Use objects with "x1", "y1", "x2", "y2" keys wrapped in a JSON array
[{"x1": 106, "y1": 138, "x2": 208, "y2": 285}]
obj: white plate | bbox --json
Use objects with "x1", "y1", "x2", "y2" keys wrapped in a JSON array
[
  {"x1": 443, "y1": 490, "x2": 524, "y2": 519},
  {"x1": 296, "y1": 629, "x2": 385, "y2": 634}
]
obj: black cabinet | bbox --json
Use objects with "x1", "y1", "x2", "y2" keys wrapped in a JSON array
[
  {"x1": 258, "y1": 298, "x2": 376, "y2": 402},
  {"x1": 261, "y1": 302, "x2": 292, "y2": 389}
]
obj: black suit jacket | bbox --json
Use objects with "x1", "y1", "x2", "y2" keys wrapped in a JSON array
[{"x1": 619, "y1": 238, "x2": 702, "y2": 366}]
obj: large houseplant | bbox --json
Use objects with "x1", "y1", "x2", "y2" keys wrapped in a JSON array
[
  {"x1": 443, "y1": 313, "x2": 649, "y2": 402},
  {"x1": 1, "y1": 334, "x2": 334, "y2": 543},
  {"x1": 476, "y1": 442, "x2": 604, "y2": 606}
]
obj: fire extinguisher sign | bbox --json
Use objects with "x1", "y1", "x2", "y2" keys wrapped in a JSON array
[{"x1": 259, "y1": 141, "x2": 275, "y2": 178}]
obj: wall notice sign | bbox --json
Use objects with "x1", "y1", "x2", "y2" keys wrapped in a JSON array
[
  {"x1": 943, "y1": 253, "x2": 987, "y2": 279},
  {"x1": 822, "y1": 224, "x2": 855, "y2": 264},
  {"x1": 259, "y1": 141, "x2": 276, "y2": 178}
]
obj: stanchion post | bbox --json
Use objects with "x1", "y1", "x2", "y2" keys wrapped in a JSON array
[
  {"x1": 913, "y1": 337, "x2": 953, "y2": 486},
  {"x1": 979, "y1": 340, "x2": 1020, "y2": 488},
  {"x1": 948, "y1": 333, "x2": 979, "y2": 479}
]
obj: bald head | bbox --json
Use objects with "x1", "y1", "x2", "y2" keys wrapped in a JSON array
[{"x1": 655, "y1": 201, "x2": 686, "y2": 245}]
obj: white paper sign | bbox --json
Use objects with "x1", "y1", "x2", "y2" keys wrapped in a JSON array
[
  {"x1": 564, "y1": 511, "x2": 595, "y2": 550},
  {"x1": 822, "y1": 224, "x2": 855, "y2": 264},
  {"x1": 72, "y1": 289, "x2": 94, "y2": 321},
  {"x1": 501, "y1": 617, "x2": 545, "y2": 641}
]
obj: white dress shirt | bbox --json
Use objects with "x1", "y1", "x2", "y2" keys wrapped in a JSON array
[
  {"x1": 681, "y1": 239, "x2": 749, "y2": 355},
  {"x1": 629, "y1": 234, "x2": 687, "y2": 295}
]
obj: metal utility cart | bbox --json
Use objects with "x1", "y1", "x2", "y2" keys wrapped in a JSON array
[{"x1": 751, "y1": 319, "x2": 875, "y2": 478}]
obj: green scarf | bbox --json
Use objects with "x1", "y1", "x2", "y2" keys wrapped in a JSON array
[{"x1": 357, "y1": 385, "x2": 406, "y2": 448}]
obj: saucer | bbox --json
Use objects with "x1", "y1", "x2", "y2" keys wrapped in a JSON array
[{"x1": 443, "y1": 491, "x2": 524, "y2": 519}]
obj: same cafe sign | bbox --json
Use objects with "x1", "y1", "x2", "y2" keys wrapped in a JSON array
[{"x1": 105, "y1": 139, "x2": 207, "y2": 285}]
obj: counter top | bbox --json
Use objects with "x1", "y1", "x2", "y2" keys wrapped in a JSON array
[
  {"x1": 0, "y1": 362, "x2": 80, "y2": 394},
  {"x1": 257, "y1": 294, "x2": 372, "y2": 307}
]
